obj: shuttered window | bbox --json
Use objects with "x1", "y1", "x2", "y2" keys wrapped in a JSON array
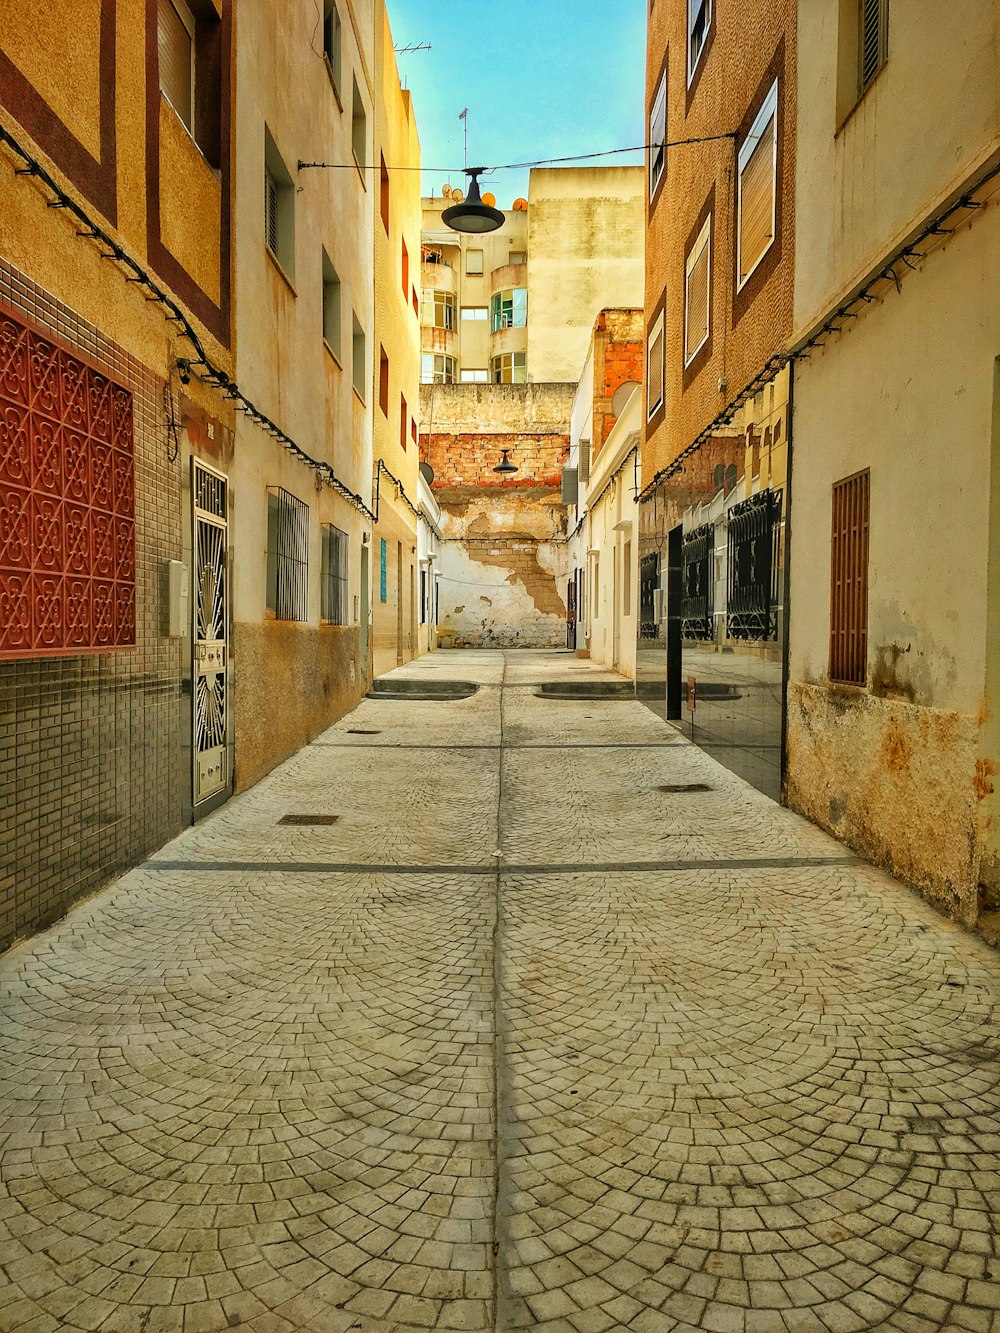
[
  {"x1": 648, "y1": 73, "x2": 667, "y2": 200},
  {"x1": 264, "y1": 170, "x2": 278, "y2": 255},
  {"x1": 859, "y1": 0, "x2": 888, "y2": 92},
  {"x1": 688, "y1": 0, "x2": 711, "y2": 83},
  {"x1": 737, "y1": 80, "x2": 778, "y2": 290},
  {"x1": 829, "y1": 470, "x2": 870, "y2": 685},
  {"x1": 646, "y1": 310, "x2": 664, "y2": 419},
  {"x1": 684, "y1": 216, "x2": 711, "y2": 365},
  {"x1": 158, "y1": 0, "x2": 194, "y2": 131}
]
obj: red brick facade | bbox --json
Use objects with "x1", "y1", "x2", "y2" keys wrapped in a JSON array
[{"x1": 423, "y1": 431, "x2": 569, "y2": 489}]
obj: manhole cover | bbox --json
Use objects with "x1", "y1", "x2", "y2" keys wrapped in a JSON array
[
  {"x1": 278, "y1": 814, "x2": 340, "y2": 825},
  {"x1": 346, "y1": 728, "x2": 381, "y2": 734},
  {"x1": 657, "y1": 783, "x2": 713, "y2": 793}
]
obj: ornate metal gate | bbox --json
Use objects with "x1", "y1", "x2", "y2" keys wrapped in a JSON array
[{"x1": 192, "y1": 460, "x2": 230, "y2": 805}]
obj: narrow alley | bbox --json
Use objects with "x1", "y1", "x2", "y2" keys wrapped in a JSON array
[{"x1": 1, "y1": 652, "x2": 998, "y2": 1333}]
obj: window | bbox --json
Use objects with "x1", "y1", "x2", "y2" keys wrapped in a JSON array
[
  {"x1": 466, "y1": 249, "x2": 484, "y2": 275},
  {"x1": 422, "y1": 290, "x2": 456, "y2": 330},
  {"x1": 491, "y1": 352, "x2": 526, "y2": 384},
  {"x1": 351, "y1": 78, "x2": 367, "y2": 170},
  {"x1": 684, "y1": 215, "x2": 711, "y2": 365},
  {"x1": 648, "y1": 72, "x2": 667, "y2": 199},
  {"x1": 461, "y1": 306, "x2": 487, "y2": 321},
  {"x1": 380, "y1": 154, "x2": 389, "y2": 231},
  {"x1": 158, "y1": 0, "x2": 222, "y2": 166},
  {"x1": 322, "y1": 250, "x2": 341, "y2": 357},
  {"x1": 646, "y1": 309, "x2": 664, "y2": 419},
  {"x1": 509, "y1": 251, "x2": 526, "y2": 265},
  {"x1": 401, "y1": 238, "x2": 409, "y2": 296},
  {"x1": 688, "y1": 0, "x2": 712, "y2": 84},
  {"x1": 859, "y1": 0, "x2": 888, "y2": 93},
  {"x1": 682, "y1": 523, "x2": 714, "y2": 640},
  {"x1": 379, "y1": 347, "x2": 389, "y2": 416},
  {"x1": 461, "y1": 369, "x2": 489, "y2": 383},
  {"x1": 400, "y1": 393, "x2": 408, "y2": 449},
  {"x1": 412, "y1": 286, "x2": 419, "y2": 317},
  {"x1": 420, "y1": 568, "x2": 427, "y2": 624},
  {"x1": 421, "y1": 353, "x2": 456, "y2": 384},
  {"x1": 490, "y1": 288, "x2": 527, "y2": 332},
  {"x1": 411, "y1": 418, "x2": 418, "y2": 446},
  {"x1": 158, "y1": 0, "x2": 194, "y2": 131},
  {"x1": 736, "y1": 79, "x2": 778, "y2": 290},
  {"x1": 379, "y1": 537, "x2": 388, "y2": 602},
  {"x1": 830, "y1": 470, "x2": 869, "y2": 685},
  {"x1": 266, "y1": 488, "x2": 309, "y2": 622},
  {"x1": 264, "y1": 128, "x2": 295, "y2": 279},
  {"x1": 323, "y1": 0, "x2": 342, "y2": 95},
  {"x1": 623, "y1": 542, "x2": 632, "y2": 616},
  {"x1": 320, "y1": 524, "x2": 349, "y2": 625},
  {"x1": 352, "y1": 313, "x2": 366, "y2": 399}
]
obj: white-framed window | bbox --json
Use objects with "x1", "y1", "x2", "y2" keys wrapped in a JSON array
[
  {"x1": 491, "y1": 352, "x2": 526, "y2": 384},
  {"x1": 264, "y1": 127, "x2": 295, "y2": 279},
  {"x1": 688, "y1": 0, "x2": 712, "y2": 85},
  {"x1": 461, "y1": 306, "x2": 488, "y2": 322},
  {"x1": 648, "y1": 72, "x2": 667, "y2": 200},
  {"x1": 859, "y1": 0, "x2": 889, "y2": 93},
  {"x1": 736, "y1": 79, "x2": 778, "y2": 291},
  {"x1": 421, "y1": 354, "x2": 456, "y2": 384},
  {"x1": 421, "y1": 290, "x2": 456, "y2": 331},
  {"x1": 461, "y1": 369, "x2": 488, "y2": 383},
  {"x1": 158, "y1": 0, "x2": 195, "y2": 132},
  {"x1": 466, "y1": 249, "x2": 484, "y2": 275},
  {"x1": 684, "y1": 215, "x2": 711, "y2": 366},
  {"x1": 320, "y1": 524, "x2": 349, "y2": 625},
  {"x1": 646, "y1": 309, "x2": 664, "y2": 420},
  {"x1": 323, "y1": 0, "x2": 342, "y2": 96},
  {"x1": 490, "y1": 288, "x2": 527, "y2": 332},
  {"x1": 322, "y1": 249, "x2": 341, "y2": 357}
]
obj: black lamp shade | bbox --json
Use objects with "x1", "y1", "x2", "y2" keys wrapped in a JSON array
[
  {"x1": 442, "y1": 169, "x2": 505, "y2": 234},
  {"x1": 493, "y1": 449, "x2": 518, "y2": 474}
]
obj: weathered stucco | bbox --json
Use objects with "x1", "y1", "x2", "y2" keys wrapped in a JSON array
[
  {"x1": 233, "y1": 622, "x2": 365, "y2": 793},
  {"x1": 786, "y1": 682, "x2": 981, "y2": 923}
]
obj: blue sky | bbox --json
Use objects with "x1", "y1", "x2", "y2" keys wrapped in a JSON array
[{"x1": 386, "y1": 0, "x2": 647, "y2": 206}]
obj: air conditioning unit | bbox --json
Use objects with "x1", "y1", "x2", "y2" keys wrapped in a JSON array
[{"x1": 561, "y1": 467, "x2": 579, "y2": 506}]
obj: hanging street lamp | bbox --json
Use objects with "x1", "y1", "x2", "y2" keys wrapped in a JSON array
[
  {"x1": 493, "y1": 449, "x2": 518, "y2": 475},
  {"x1": 442, "y1": 168, "x2": 505, "y2": 234}
]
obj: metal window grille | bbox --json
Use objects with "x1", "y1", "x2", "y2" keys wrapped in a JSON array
[
  {"x1": 266, "y1": 487, "x2": 308, "y2": 621},
  {"x1": 830, "y1": 471, "x2": 869, "y2": 685},
  {"x1": 859, "y1": 0, "x2": 888, "y2": 92},
  {"x1": 264, "y1": 169, "x2": 278, "y2": 255},
  {"x1": 639, "y1": 552, "x2": 660, "y2": 640},
  {"x1": 681, "y1": 522, "x2": 714, "y2": 641},
  {"x1": 321, "y1": 524, "x2": 349, "y2": 625},
  {"x1": 727, "y1": 489, "x2": 781, "y2": 641}
]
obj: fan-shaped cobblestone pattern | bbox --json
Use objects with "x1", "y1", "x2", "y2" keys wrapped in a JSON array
[{"x1": 1, "y1": 649, "x2": 999, "y2": 1333}]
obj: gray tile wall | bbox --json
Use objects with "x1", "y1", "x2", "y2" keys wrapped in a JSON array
[{"x1": 0, "y1": 260, "x2": 185, "y2": 949}]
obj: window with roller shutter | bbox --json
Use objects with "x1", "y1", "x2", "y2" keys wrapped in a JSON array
[
  {"x1": 859, "y1": 0, "x2": 888, "y2": 93},
  {"x1": 158, "y1": 0, "x2": 195, "y2": 132},
  {"x1": 684, "y1": 215, "x2": 711, "y2": 366},
  {"x1": 736, "y1": 80, "x2": 778, "y2": 291}
]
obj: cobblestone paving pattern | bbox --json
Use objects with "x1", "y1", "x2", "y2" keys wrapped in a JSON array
[{"x1": 1, "y1": 651, "x2": 999, "y2": 1333}]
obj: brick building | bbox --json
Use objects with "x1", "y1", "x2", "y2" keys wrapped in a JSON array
[{"x1": 640, "y1": 0, "x2": 797, "y2": 800}]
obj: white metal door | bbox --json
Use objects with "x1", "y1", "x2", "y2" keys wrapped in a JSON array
[{"x1": 192, "y1": 460, "x2": 230, "y2": 804}]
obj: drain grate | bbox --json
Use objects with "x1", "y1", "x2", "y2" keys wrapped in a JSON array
[
  {"x1": 657, "y1": 783, "x2": 713, "y2": 793},
  {"x1": 278, "y1": 814, "x2": 340, "y2": 825},
  {"x1": 346, "y1": 728, "x2": 381, "y2": 735}
]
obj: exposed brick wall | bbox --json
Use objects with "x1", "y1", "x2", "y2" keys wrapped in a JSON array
[
  {"x1": 596, "y1": 333, "x2": 644, "y2": 459},
  {"x1": 423, "y1": 431, "x2": 569, "y2": 489}
]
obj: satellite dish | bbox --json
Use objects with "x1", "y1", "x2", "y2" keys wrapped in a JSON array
[
  {"x1": 419, "y1": 461, "x2": 435, "y2": 485},
  {"x1": 611, "y1": 381, "x2": 640, "y2": 417},
  {"x1": 512, "y1": 197, "x2": 528, "y2": 212},
  {"x1": 442, "y1": 184, "x2": 453, "y2": 199},
  {"x1": 481, "y1": 191, "x2": 496, "y2": 208},
  {"x1": 450, "y1": 189, "x2": 464, "y2": 203}
]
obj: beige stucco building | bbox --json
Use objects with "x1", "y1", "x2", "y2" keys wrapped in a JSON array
[
  {"x1": 786, "y1": 0, "x2": 1000, "y2": 927},
  {"x1": 230, "y1": 0, "x2": 378, "y2": 792},
  {"x1": 370, "y1": 0, "x2": 422, "y2": 679}
]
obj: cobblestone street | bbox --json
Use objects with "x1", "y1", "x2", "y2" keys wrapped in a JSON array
[{"x1": 2, "y1": 650, "x2": 999, "y2": 1333}]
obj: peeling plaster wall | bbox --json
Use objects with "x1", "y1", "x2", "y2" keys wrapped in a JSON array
[{"x1": 421, "y1": 384, "x2": 573, "y2": 648}]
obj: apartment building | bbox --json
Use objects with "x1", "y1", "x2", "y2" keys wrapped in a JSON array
[
  {"x1": 785, "y1": 0, "x2": 1000, "y2": 926},
  {"x1": 641, "y1": 0, "x2": 796, "y2": 801},
  {"x1": 0, "y1": 0, "x2": 237, "y2": 945},
  {"x1": 231, "y1": 0, "x2": 376, "y2": 791},
  {"x1": 371, "y1": 0, "x2": 422, "y2": 677}
]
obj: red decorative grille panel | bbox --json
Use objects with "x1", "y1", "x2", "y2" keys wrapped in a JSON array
[{"x1": 0, "y1": 308, "x2": 136, "y2": 658}]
